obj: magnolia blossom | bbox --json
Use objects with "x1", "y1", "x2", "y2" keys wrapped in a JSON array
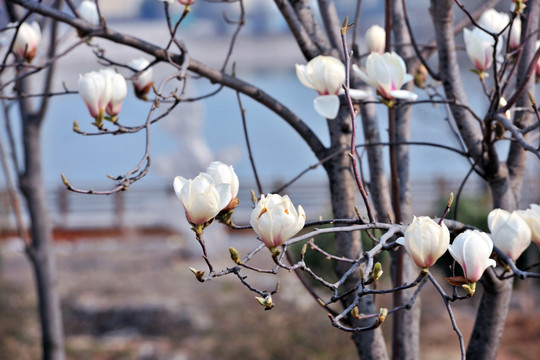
[
  {"x1": 448, "y1": 230, "x2": 496, "y2": 283},
  {"x1": 5, "y1": 21, "x2": 41, "y2": 62},
  {"x1": 488, "y1": 208, "x2": 531, "y2": 261},
  {"x1": 478, "y1": 9, "x2": 510, "y2": 34},
  {"x1": 463, "y1": 27, "x2": 500, "y2": 73},
  {"x1": 396, "y1": 216, "x2": 450, "y2": 269},
  {"x1": 78, "y1": 1, "x2": 100, "y2": 25},
  {"x1": 509, "y1": 17, "x2": 521, "y2": 50},
  {"x1": 516, "y1": 204, "x2": 540, "y2": 247},
  {"x1": 250, "y1": 194, "x2": 305, "y2": 249},
  {"x1": 78, "y1": 71, "x2": 112, "y2": 119},
  {"x1": 353, "y1": 52, "x2": 417, "y2": 101},
  {"x1": 205, "y1": 161, "x2": 239, "y2": 210},
  {"x1": 365, "y1": 25, "x2": 385, "y2": 54},
  {"x1": 99, "y1": 69, "x2": 127, "y2": 117},
  {"x1": 296, "y1": 55, "x2": 370, "y2": 119},
  {"x1": 128, "y1": 58, "x2": 153, "y2": 99},
  {"x1": 174, "y1": 172, "x2": 231, "y2": 226}
]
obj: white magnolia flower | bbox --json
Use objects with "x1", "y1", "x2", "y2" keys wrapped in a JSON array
[
  {"x1": 516, "y1": 204, "x2": 540, "y2": 247},
  {"x1": 365, "y1": 25, "x2": 385, "y2": 54},
  {"x1": 353, "y1": 52, "x2": 417, "y2": 101},
  {"x1": 250, "y1": 194, "x2": 305, "y2": 249},
  {"x1": 205, "y1": 161, "x2": 239, "y2": 210},
  {"x1": 128, "y1": 58, "x2": 153, "y2": 98},
  {"x1": 478, "y1": 9, "x2": 510, "y2": 34},
  {"x1": 463, "y1": 27, "x2": 501, "y2": 73},
  {"x1": 78, "y1": 0, "x2": 100, "y2": 25},
  {"x1": 509, "y1": 17, "x2": 521, "y2": 50},
  {"x1": 488, "y1": 208, "x2": 531, "y2": 261},
  {"x1": 448, "y1": 230, "x2": 496, "y2": 283},
  {"x1": 396, "y1": 216, "x2": 450, "y2": 268},
  {"x1": 99, "y1": 68, "x2": 127, "y2": 117},
  {"x1": 3, "y1": 21, "x2": 41, "y2": 62},
  {"x1": 296, "y1": 55, "x2": 369, "y2": 119},
  {"x1": 174, "y1": 172, "x2": 231, "y2": 226},
  {"x1": 78, "y1": 70, "x2": 112, "y2": 119}
]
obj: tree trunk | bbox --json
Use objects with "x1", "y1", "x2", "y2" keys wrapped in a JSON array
[
  {"x1": 467, "y1": 1, "x2": 540, "y2": 358},
  {"x1": 324, "y1": 108, "x2": 388, "y2": 360},
  {"x1": 19, "y1": 118, "x2": 65, "y2": 360},
  {"x1": 389, "y1": 2, "x2": 420, "y2": 358}
]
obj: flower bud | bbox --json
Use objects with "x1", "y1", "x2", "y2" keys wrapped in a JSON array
[
  {"x1": 99, "y1": 68, "x2": 127, "y2": 117},
  {"x1": 448, "y1": 230, "x2": 496, "y2": 283},
  {"x1": 173, "y1": 172, "x2": 232, "y2": 227},
  {"x1": 396, "y1": 216, "x2": 450, "y2": 269},
  {"x1": 250, "y1": 194, "x2": 305, "y2": 250},
  {"x1": 128, "y1": 58, "x2": 153, "y2": 99},
  {"x1": 255, "y1": 295, "x2": 274, "y2": 310},
  {"x1": 78, "y1": 70, "x2": 111, "y2": 121},
  {"x1": 365, "y1": 25, "x2": 385, "y2": 54},
  {"x1": 6, "y1": 21, "x2": 41, "y2": 62},
  {"x1": 463, "y1": 27, "x2": 501, "y2": 73},
  {"x1": 516, "y1": 204, "x2": 540, "y2": 247},
  {"x1": 488, "y1": 208, "x2": 531, "y2": 261},
  {"x1": 509, "y1": 17, "x2": 521, "y2": 51},
  {"x1": 78, "y1": 1, "x2": 100, "y2": 25}
]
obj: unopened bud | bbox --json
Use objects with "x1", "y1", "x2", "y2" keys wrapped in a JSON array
[
  {"x1": 229, "y1": 247, "x2": 242, "y2": 264},
  {"x1": 301, "y1": 243, "x2": 308, "y2": 256},
  {"x1": 255, "y1": 295, "x2": 274, "y2": 310},
  {"x1": 414, "y1": 64, "x2": 428, "y2": 88},
  {"x1": 351, "y1": 306, "x2": 360, "y2": 319},
  {"x1": 371, "y1": 262, "x2": 383, "y2": 281},
  {"x1": 378, "y1": 308, "x2": 388, "y2": 324},
  {"x1": 250, "y1": 189, "x2": 258, "y2": 204},
  {"x1": 189, "y1": 267, "x2": 205, "y2": 282}
]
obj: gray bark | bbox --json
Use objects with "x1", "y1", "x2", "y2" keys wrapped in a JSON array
[
  {"x1": 323, "y1": 107, "x2": 389, "y2": 360},
  {"x1": 389, "y1": 3, "x2": 419, "y2": 359},
  {"x1": 467, "y1": 1, "x2": 540, "y2": 358},
  {"x1": 19, "y1": 119, "x2": 65, "y2": 360}
]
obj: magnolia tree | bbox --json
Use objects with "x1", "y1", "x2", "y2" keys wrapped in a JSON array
[{"x1": 1, "y1": 0, "x2": 540, "y2": 359}]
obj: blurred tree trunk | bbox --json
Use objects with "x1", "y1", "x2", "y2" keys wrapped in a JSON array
[
  {"x1": 323, "y1": 107, "x2": 389, "y2": 360},
  {"x1": 7, "y1": 1, "x2": 66, "y2": 358}
]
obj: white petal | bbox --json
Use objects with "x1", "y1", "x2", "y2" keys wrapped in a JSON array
[
  {"x1": 313, "y1": 95, "x2": 340, "y2": 119},
  {"x1": 390, "y1": 90, "x2": 418, "y2": 101},
  {"x1": 348, "y1": 88, "x2": 371, "y2": 100}
]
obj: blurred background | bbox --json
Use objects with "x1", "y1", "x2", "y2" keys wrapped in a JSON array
[{"x1": 1, "y1": 0, "x2": 539, "y2": 359}]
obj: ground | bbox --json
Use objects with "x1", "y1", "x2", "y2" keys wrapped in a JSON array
[{"x1": 1, "y1": 233, "x2": 539, "y2": 359}]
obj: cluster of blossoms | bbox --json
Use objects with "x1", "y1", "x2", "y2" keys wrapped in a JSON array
[
  {"x1": 174, "y1": 162, "x2": 305, "y2": 251},
  {"x1": 174, "y1": 161, "x2": 239, "y2": 230},
  {"x1": 295, "y1": 23, "x2": 418, "y2": 118},
  {"x1": 78, "y1": 69, "x2": 128, "y2": 125},
  {"x1": 78, "y1": 58, "x2": 153, "y2": 125},
  {"x1": 397, "y1": 205, "x2": 539, "y2": 292},
  {"x1": 463, "y1": 8, "x2": 522, "y2": 76}
]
